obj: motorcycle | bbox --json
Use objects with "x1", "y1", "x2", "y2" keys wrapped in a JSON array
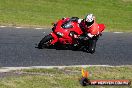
[{"x1": 38, "y1": 17, "x2": 105, "y2": 53}]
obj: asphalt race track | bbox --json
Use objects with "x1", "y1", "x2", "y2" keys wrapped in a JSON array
[{"x1": 0, "y1": 27, "x2": 132, "y2": 67}]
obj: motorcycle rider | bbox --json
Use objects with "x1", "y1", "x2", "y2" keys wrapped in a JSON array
[{"x1": 69, "y1": 14, "x2": 103, "y2": 53}]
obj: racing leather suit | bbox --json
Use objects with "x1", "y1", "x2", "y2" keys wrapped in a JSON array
[{"x1": 70, "y1": 17, "x2": 100, "y2": 53}]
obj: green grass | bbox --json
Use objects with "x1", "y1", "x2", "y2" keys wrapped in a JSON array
[
  {"x1": 0, "y1": 66, "x2": 132, "y2": 88},
  {"x1": 0, "y1": 0, "x2": 132, "y2": 32}
]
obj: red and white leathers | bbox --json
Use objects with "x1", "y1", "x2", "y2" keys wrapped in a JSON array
[
  {"x1": 62, "y1": 16, "x2": 105, "y2": 39},
  {"x1": 78, "y1": 18, "x2": 101, "y2": 38}
]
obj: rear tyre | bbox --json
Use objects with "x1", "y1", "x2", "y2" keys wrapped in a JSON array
[{"x1": 38, "y1": 34, "x2": 53, "y2": 49}]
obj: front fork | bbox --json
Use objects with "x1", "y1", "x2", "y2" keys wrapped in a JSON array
[{"x1": 50, "y1": 32, "x2": 58, "y2": 45}]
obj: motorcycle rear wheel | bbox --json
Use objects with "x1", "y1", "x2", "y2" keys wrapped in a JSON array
[{"x1": 38, "y1": 34, "x2": 53, "y2": 49}]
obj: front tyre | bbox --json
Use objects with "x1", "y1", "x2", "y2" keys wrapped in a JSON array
[{"x1": 38, "y1": 34, "x2": 53, "y2": 49}]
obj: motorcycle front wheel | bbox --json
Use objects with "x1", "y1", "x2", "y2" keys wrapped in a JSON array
[{"x1": 38, "y1": 34, "x2": 53, "y2": 49}]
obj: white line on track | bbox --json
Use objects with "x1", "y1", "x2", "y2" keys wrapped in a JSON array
[
  {"x1": 113, "y1": 32, "x2": 123, "y2": 33},
  {"x1": 35, "y1": 28, "x2": 44, "y2": 30},
  {"x1": 0, "y1": 26, "x2": 45, "y2": 30},
  {"x1": 0, "y1": 26, "x2": 6, "y2": 28},
  {"x1": 16, "y1": 27, "x2": 23, "y2": 29},
  {"x1": 0, "y1": 65, "x2": 131, "y2": 72}
]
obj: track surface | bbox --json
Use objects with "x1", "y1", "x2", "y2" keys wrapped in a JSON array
[{"x1": 0, "y1": 27, "x2": 132, "y2": 67}]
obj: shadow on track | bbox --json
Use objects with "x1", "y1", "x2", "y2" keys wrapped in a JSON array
[{"x1": 35, "y1": 43, "x2": 91, "y2": 53}]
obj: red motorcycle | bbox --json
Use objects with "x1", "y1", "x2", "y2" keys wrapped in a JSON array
[{"x1": 38, "y1": 17, "x2": 105, "y2": 53}]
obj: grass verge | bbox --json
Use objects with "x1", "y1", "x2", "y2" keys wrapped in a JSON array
[
  {"x1": 0, "y1": 66, "x2": 132, "y2": 88},
  {"x1": 0, "y1": 0, "x2": 132, "y2": 32}
]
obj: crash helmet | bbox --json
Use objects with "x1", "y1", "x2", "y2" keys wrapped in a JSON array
[{"x1": 84, "y1": 14, "x2": 94, "y2": 27}]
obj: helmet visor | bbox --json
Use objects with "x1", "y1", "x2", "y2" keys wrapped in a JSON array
[{"x1": 85, "y1": 20, "x2": 94, "y2": 27}]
